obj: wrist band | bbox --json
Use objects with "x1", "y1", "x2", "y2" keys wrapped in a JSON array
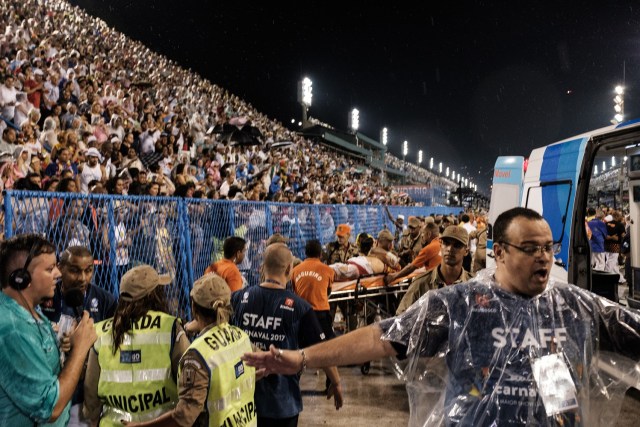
[{"x1": 298, "y1": 349, "x2": 307, "y2": 374}]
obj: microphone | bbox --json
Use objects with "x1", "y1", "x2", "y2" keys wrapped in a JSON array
[{"x1": 63, "y1": 287, "x2": 85, "y2": 320}]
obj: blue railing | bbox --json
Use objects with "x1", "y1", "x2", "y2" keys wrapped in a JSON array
[{"x1": 2, "y1": 190, "x2": 458, "y2": 317}]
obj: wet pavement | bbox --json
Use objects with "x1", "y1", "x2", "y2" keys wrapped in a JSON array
[{"x1": 298, "y1": 358, "x2": 640, "y2": 426}]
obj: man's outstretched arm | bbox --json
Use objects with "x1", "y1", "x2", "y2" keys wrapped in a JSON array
[{"x1": 242, "y1": 324, "x2": 396, "y2": 375}]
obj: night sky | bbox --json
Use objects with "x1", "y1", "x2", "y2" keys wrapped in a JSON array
[{"x1": 69, "y1": 1, "x2": 640, "y2": 191}]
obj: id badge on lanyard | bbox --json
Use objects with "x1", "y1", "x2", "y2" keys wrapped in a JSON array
[{"x1": 531, "y1": 353, "x2": 578, "y2": 416}]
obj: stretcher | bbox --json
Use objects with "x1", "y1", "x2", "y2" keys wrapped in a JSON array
[
  {"x1": 329, "y1": 268, "x2": 426, "y2": 305},
  {"x1": 328, "y1": 268, "x2": 426, "y2": 374}
]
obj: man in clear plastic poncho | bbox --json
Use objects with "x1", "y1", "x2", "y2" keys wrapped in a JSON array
[{"x1": 241, "y1": 207, "x2": 640, "y2": 426}]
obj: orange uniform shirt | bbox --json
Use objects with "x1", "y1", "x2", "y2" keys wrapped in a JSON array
[
  {"x1": 204, "y1": 258, "x2": 243, "y2": 292},
  {"x1": 411, "y1": 238, "x2": 442, "y2": 270},
  {"x1": 292, "y1": 258, "x2": 335, "y2": 311}
]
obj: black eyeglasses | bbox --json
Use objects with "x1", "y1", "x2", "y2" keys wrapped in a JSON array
[{"x1": 500, "y1": 242, "x2": 561, "y2": 256}]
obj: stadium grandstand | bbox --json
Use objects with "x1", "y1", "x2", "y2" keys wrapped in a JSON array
[{"x1": 0, "y1": 0, "x2": 462, "y2": 314}]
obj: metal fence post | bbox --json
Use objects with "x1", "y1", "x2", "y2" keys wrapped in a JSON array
[
  {"x1": 265, "y1": 203, "x2": 273, "y2": 236},
  {"x1": 3, "y1": 190, "x2": 13, "y2": 238},
  {"x1": 106, "y1": 198, "x2": 118, "y2": 296},
  {"x1": 178, "y1": 199, "x2": 194, "y2": 320}
]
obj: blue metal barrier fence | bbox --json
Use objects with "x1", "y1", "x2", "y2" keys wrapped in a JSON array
[{"x1": 2, "y1": 190, "x2": 459, "y2": 318}]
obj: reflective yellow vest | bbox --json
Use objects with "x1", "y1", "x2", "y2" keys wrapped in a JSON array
[
  {"x1": 94, "y1": 310, "x2": 179, "y2": 426},
  {"x1": 186, "y1": 323, "x2": 256, "y2": 427}
]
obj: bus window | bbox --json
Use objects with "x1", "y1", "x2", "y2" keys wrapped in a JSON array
[{"x1": 525, "y1": 181, "x2": 572, "y2": 244}]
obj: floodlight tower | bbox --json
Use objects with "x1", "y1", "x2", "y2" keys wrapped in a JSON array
[
  {"x1": 381, "y1": 127, "x2": 388, "y2": 146},
  {"x1": 612, "y1": 85, "x2": 624, "y2": 124},
  {"x1": 418, "y1": 149, "x2": 423, "y2": 165},
  {"x1": 349, "y1": 109, "x2": 360, "y2": 132},
  {"x1": 297, "y1": 77, "x2": 312, "y2": 127},
  {"x1": 402, "y1": 140, "x2": 408, "y2": 169}
]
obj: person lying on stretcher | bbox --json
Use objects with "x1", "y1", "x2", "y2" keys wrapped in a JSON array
[{"x1": 331, "y1": 232, "x2": 401, "y2": 282}]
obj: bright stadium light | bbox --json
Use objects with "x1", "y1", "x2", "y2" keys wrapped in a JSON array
[
  {"x1": 298, "y1": 77, "x2": 313, "y2": 127},
  {"x1": 452, "y1": 170, "x2": 456, "y2": 180},
  {"x1": 439, "y1": 162, "x2": 442, "y2": 173},
  {"x1": 418, "y1": 149, "x2": 423, "y2": 164},
  {"x1": 349, "y1": 108, "x2": 360, "y2": 131},
  {"x1": 403, "y1": 140, "x2": 408, "y2": 156},
  {"x1": 298, "y1": 77, "x2": 313, "y2": 106},
  {"x1": 381, "y1": 127, "x2": 388, "y2": 146},
  {"x1": 594, "y1": 165, "x2": 599, "y2": 175},
  {"x1": 446, "y1": 166, "x2": 450, "y2": 177},
  {"x1": 612, "y1": 85, "x2": 624, "y2": 124},
  {"x1": 611, "y1": 156, "x2": 616, "y2": 167},
  {"x1": 429, "y1": 157, "x2": 434, "y2": 169},
  {"x1": 602, "y1": 160, "x2": 606, "y2": 171}
]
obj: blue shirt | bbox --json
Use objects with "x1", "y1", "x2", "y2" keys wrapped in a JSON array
[
  {"x1": 587, "y1": 219, "x2": 608, "y2": 253},
  {"x1": 230, "y1": 286, "x2": 325, "y2": 419},
  {"x1": 0, "y1": 292, "x2": 70, "y2": 426}
]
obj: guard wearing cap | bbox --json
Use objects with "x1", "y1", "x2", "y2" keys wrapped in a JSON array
[
  {"x1": 396, "y1": 226, "x2": 474, "y2": 314},
  {"x1": 321, "y1": 224, "x2": 358, "y2": 265},
  {"x1": 83, "y1": 265, "x2": 190, "y2": 426},
  {"x1": 398, "y1": 216, "x2": 424, "y2": 266},
  {"x1": 126, "y1": 274, "x2": 257, "y2": 427}
]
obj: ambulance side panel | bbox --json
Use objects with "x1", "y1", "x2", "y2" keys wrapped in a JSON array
[{"x1": 521, "y1": 137, "x2": 589, "y2": 282}]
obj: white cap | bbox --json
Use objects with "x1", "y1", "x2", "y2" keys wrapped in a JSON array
[{"x1": 86, "y1": 147, "x2": 102, "y2": 161}]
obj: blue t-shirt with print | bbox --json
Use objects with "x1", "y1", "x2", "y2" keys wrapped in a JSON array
[{"x1": 231, "y1": 285, "x2": 325, "y2": 419}]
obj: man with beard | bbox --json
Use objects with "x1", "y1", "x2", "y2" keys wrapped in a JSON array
[
  {"x1": 41, "y1": 246, "x2": 117, "y2": 427},
  {"x1": 76, "y1": 147, "x2": 106, "y2": 194}
]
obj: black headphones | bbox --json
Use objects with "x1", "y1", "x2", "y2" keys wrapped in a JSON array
[{"x1": 8, "y1": 244, "x2": 40, "y2": 291}]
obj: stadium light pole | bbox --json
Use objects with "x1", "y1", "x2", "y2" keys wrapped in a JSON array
[
  {"x1": 438, "y1": 162, "x2": 443, "y2": 174},
  {"x1": 402, "y1": 140, "x2": 408, "y2": 167},
  {"x1": 429, "y1": 157, "x2": 434, "y2": 170},
  {"x1": 418, "y1": 149, "x2": 423, "y2": 165},
  {"x1": 297, "y1": 77, "x2": 312, "y2": 127},
  {"x1": 612, "y1": 85, "x2": 624, "y2": 124},
  {"x1": 381, "y1": 127, "x2": 388, "y2": 146},
  {"x1": 349, "y1": 108, "x2": 360, "y2": 132}
]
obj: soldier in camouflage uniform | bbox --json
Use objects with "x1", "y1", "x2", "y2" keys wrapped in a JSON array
[
  {"x1": 398, "y1": 216, "x2": 423, "y2": 267},
  {"x1": 323, "y1": 224, "x2": 359, "y2": 331},
  {"x1": 322, "y1": 224, "x2": 359, "y2": 265}
]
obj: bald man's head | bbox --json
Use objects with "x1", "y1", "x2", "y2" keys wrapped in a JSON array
[{"x1": 262, "y1": 243, "x2": 293, "y2": 277}]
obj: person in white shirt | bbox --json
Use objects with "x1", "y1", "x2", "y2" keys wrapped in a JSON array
[
  {"x1": 76, "y1": 148, "x2": 106, "y2": 194},
  {"x1": 219, "y1": 170, "x2": 237, "y2": 197},
  {"x1": 0, "y1": 74, "x2": 17, "y2": 122}
]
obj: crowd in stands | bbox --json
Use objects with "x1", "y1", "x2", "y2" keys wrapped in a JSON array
[{"x1": 0, "y1": 0, "x2": 457, "y2": 213}]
